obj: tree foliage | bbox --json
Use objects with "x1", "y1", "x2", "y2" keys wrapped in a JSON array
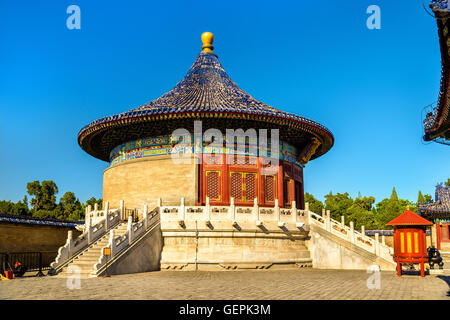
[
  {"x1": 308, "y1": 184, "x2": 445, "y2": 230},
  {"x1": 0, "y1": 180, "x2": 102, "y2": 221},
  {"x1": 304, "y1": 193, "x2": 324, "y2": 214}
]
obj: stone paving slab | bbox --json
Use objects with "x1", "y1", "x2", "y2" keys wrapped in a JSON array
[{"x1": 0, "y1": 269, "x2": 449, "y2": 300}]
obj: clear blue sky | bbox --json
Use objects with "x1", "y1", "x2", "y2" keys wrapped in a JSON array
[{"x1": 0, "y1": 0, "x2": 448, "y2": 205}]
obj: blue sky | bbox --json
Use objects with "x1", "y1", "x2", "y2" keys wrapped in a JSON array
[{"x1": 0, "y1": 0, "x2": 448, "y2": 205}]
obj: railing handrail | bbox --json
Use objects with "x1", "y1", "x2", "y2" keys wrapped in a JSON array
[
  {"x1": 51, "y1": 208, "x2": 122, "y2": 272},
  {"x1": 93, "y1": 208, "x2": 160, "y2": 274},
  {"x1": 307, "y1": 209, "x2": 393, "y2": 259}
]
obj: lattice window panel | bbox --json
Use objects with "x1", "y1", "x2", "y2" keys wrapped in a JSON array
[
  {"x1": 231, "y1": 172, "x2": 243, "y2": 201},
  {"x1": 245, "y1": 173, "x2": 256, "y2": 201},
  {"x1": 264, "y1": 175, "x2": 275, "y2": 203},
  {"x1": 206, "y1": 171, "x2": 220, "y2": 201}
]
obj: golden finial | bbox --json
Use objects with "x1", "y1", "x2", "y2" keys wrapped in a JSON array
[
  {"x1": 201, "y1": 32, "x2": 214, "y2": 54},
  {"x1": 406, "y1": 205, "x2": 410, "y2": 211}
]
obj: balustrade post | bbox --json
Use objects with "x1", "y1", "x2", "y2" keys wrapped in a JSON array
[
  {"x1": 87, "y1": 220, "x2": 92, "y2": 244},
  {"x1": 253, "y1": 197, "x2": 260, "y2": 223},
  {"x1": 341, "y1": 215, "x2": 345, "y2": 227},
  {"x1": 230, "y1": 197, "x2": 236, "y2": 222},
  {"x1": 180, "y1": 197, "x2": 186, "y2": 221},
  {"x1": 94, "y1": 203, "x2": 99, "y2": 212},
  {"x1": 104, "y1": 201, "x2": 110, "y2": 229},
  {"x1": 322, "y1": 208, "x2": 326, "y2": 217},
  {"x1": 349, "y1": 221, "x2": 355, "y2": 243},
  {"x1": 143, "y1": 204, "x2": 148, "y2": 229},
  {"x1": 119, "y1": 200, "x2": 124, "y2": 220},
  {"x1": 275, "y1": 199, "x2": 280, "y2": 223},
  {"x1": 326, "y1": 210, "x2": 331, "y2": 231},
  {"x1": 127, "y1": 216, "x2": 133, "y2": 244},
  {"x1": 205, "y1": 197, "x2": 210, "y2": 222},
  {"x1": 304, "y1": 202, "x2": 309, "y2": 213},
  {"x1": 291, "y1": 201, "x2": 297, "y2": 223},
  {"x1": 109, "y1": 229, "x2": 115, "y2": 256},
  {"x1": 67, "y1": 230, "x2": 73, "y2": 254},
  {"x1": 85, "y1": 206, "x2": 90, "y2": 229},
  {"x1": 375, "y1": 233, "x2": 380, "y2": 256},
  {"x1": 361, "y1": 225, "x2": 365, "y2": 236}
]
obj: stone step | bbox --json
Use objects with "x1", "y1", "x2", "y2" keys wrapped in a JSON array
[
  {"x1": 61, "y1": 265, "x2": 94, "y2": 273},
  {"x1": 77, "y1": 257, "x2": 100, "y2": 262},
  {"x1": 58, "y1": 270, "x2": 95, "y2": 277},
  {"x1": 80, "y1": 252, "x2": 103, "y2": 258},
  {"x1": 84, "y1": 248, "x2": 103, "y2": 253},
  {"x1": 70, "y1": 261, "x2": 97, "y2": 266},
  {"x1": 74, "y1": 256, "x2": 99, "y2": 262}
]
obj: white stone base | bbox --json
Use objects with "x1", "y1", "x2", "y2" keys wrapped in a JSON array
[{"x1": 160, "y1": 220, "x2": 311, "y2": 271}]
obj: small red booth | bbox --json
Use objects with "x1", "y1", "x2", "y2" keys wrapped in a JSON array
[{"x1": 386, "y1": 206, "x2": 433, "y2": 277}]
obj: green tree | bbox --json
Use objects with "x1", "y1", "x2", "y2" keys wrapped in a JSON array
[
  {"x1": 86, "y1": 197, "x2": 102, "y2": 210},
  {"x1": 0, "y1": 200, "x2": 14, "y2": 215},
  {"x1": 58, "y1": 191, "x2": 84, "y2": 220},
  {"x1": 417, "y1": 191, "x2": 426, "y2": 204},
  {"x1": 304, "y1": 193, "x2": 324, "y2": 214},
  {"x1": 445, "y1": 179, "x2": 450, "y2": 187},
  {"x1": 347, "y1": 195, "x2": 376, "y2": 229},
  {"x1": 27, "y1": 180, "x2": 59, "y2": 212},
  {"x1": 390, "y1": 187, "x2": 398, "y2": 201},
  {"x1": 324, "y1": 192, "x2": 353, "y2": 221},
  {"x1": 0, "y1": 199, "x2": 29, "y2": 216}
]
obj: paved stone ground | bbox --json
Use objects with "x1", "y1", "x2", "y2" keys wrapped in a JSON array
[{"x1": 0, "y1": 269, "x2": 449, "y2": 300}]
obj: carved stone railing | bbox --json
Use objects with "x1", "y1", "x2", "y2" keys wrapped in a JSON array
[
  {"x1": 160, "y1": 197, "x2": 307, "y2": 229},
  {"x1": 93, "y1": 206, "x2": 160, "y2": 273},
  {"x1": 50, "y1": 203, "x2": 121, "y2": 271},
  {"x1": 308, "y1": 209, "x2": 394, "y2": 261}
]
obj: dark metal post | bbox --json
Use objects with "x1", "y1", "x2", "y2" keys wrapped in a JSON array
[{"x1": 36, "y1": 252, "x2": 44, "y2": 277}]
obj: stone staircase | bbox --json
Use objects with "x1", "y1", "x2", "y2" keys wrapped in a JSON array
[
  {"x1": 307, "y1": 210, "x2": 396, "y2": 270},
  {"x1": 58, "y1": 223, "x2": 128, "y2": 277}
]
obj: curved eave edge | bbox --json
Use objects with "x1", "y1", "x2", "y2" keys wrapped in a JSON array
[
  {"x1": 78, "y1": 111, "x2": 334, "y2": 161},
  {"x1": 424, "y1": 15, "x2": 450, "y2": 140}
]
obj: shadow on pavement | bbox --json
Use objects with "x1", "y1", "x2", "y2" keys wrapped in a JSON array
[{"x1": 436, "y1": 276, "x2": 450, "y2": 297}]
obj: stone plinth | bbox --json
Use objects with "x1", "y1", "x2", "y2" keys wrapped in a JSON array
[{"x1": 160, "y1": 220, "x2": 311, "y2": 271}]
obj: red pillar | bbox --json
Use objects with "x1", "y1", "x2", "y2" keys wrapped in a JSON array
[
  {"x1": 437, "y1": 223, "x2": 441, "y2": 250},
  {"x1": 277, "y1": 162, "x2": 284, "y2": 208}
]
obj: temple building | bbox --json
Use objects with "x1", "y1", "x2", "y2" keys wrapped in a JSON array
[
  {"x1": 423, "y1": 1, "x2": 450, "y2": 145},
  {"x1": 77, "y1": 32, "x2": 334, "y2": 211},
  {"x1": 419, "y1": 182, "x2": 450, "y2": 250},
  {"x1": 51, "y1": 33, "x2": 396, "y2": 276}
]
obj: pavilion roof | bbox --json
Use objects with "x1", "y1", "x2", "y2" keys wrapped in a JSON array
[
  {"x1": 77, "y1": 32, "x2": 334, "y2": 162},
  {"x1": 423, "y1": 1, "x2": 450, "y2": 142},
  {"x1": 386, "y1": 208, "x2": 433, "y2": 226}
]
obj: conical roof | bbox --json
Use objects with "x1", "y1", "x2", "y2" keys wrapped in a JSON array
[
  {"x1": 134, "y1": 52, "x2": 292, "y2": 116},
  {"x1": 78, "y1": 33, "x2": 334, "y2": 162},
  {"x1": 386, "y1": 208, "x2": 433, "y2": 226}
]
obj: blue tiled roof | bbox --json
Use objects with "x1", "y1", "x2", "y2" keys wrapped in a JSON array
[
  {"x1": 430, "y1": 0, "x2": 449, "y2": 11},
  {"x1": 78, "y1": 50, "x2": 334, "y2": 161},
  {"x1": 0, "y1": 214, "x2": 83, "y2": 228}
]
